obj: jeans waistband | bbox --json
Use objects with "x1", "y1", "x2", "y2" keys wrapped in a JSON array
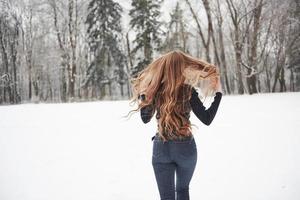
[{"x1": 151, "y1": 132, "x2": 194, "y2": 142}]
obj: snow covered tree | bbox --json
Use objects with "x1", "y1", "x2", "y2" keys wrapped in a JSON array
[
  {"x1": 286, "y1": 0, "x2": 300, "y2": 91},
  {"x1": 0, "y1": 0, "x2": 21, "y2": 104},
  {"x1": 84, "y1": 0, "x2": 126, "y2": 99},
  {"x1": 161, "y1": 1, "x2": 190, "y2": 52},
  {"x1": 129, "y1": 0, "x2": 165, "y2": 78}
]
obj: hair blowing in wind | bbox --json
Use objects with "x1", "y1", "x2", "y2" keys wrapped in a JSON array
[{"x1": 126, "y1": 50, "x2": 220, "y2": 142}]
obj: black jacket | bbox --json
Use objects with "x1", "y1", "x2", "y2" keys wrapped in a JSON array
[
  {"x1": 139, "y1": 87, "x2": 222, "y2": 126},
  {"x1": 139, "y1": 86, "x2": 223, "y2": 126}
]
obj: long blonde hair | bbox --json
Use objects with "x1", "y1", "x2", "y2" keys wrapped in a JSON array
[{"x1": 127, "y1": 50, "x2": 220, "y2": 142}]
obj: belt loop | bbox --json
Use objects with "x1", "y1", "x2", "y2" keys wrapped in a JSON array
[{"x1": 151, "y1": 135, "x2": 155, "y2": 141}]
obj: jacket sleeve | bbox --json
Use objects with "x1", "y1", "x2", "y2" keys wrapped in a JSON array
[
  {"x1": 189, "y1": 87, "x2": 222, "y2": 126},
  {"x1": 139, "y1": 94, "x2": 155, "y2": 124}
]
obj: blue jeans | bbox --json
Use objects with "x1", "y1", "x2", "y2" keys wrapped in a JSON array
[{"x1": 151, "y1": 133, "x2": 197, "y2": 200}]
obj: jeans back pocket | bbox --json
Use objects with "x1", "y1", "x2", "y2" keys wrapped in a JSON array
[{"x1": 176, "y1": 139, "x2": 197, "y2": 158}]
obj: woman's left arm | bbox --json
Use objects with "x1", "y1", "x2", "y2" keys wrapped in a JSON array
[{"x1": 138, "y1": 94, "x2": 155, "y2": 124}]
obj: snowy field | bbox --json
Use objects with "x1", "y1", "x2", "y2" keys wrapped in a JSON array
[{"x1": 0, "y1": 92, "x2": 300, "y2": 200}]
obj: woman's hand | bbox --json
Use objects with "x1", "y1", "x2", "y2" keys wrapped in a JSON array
[{"x1": 210, "y1": 67, "x2": 223, "y2": 93}]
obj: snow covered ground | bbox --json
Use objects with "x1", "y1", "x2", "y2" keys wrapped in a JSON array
[{"x1": 0, "y1": 92, "x2": 300, "y2": 200}]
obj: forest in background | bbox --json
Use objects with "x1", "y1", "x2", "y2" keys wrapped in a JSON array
[{"x1": 0, "y1": 0, "x2": 299, "y2": 105}]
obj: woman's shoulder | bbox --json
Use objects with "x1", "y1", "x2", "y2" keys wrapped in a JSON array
[
  {"x1": 182, "y1": 83, "x2": 194, "y2": 91},
  {"x1": 182, "y1": 84, "x2": 197, "y2": 95}
]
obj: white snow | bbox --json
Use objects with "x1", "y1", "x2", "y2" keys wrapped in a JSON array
[{"x1": 0, "y1": 92, "x2": 300, "y2": 200}]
